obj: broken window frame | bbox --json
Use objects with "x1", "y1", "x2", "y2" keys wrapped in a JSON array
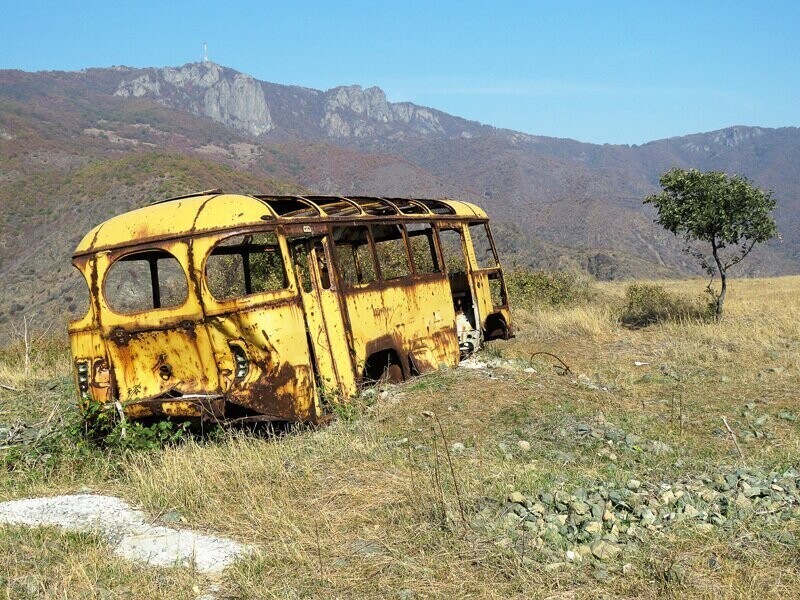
[
  {"x1": 405, "y1": 221, "x2": 442, "y2": 276},
  {"x1": 370, "y1": 223, "x2": 413, "y2": 281},
  {"x1": 67, "y1": 262, "x2": 94, "y2": 325},
  {"x1": 204, "y1": 229, "x2": 290, "y2": 302},
  {"x1": 103, "y1": 248, "x2": 189, "y2": 316},
  {"x1": 331, "y1": 225, "x2": 380, "y2": 288},
  {"x1": 468, "y1": 222, "x2": 500, "y2": 270}
]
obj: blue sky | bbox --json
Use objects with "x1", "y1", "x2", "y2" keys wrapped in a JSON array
[{"x1": 2, "y1": 1, "x2": 798, "y2": 144}]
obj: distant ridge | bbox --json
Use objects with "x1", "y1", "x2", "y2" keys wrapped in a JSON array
[{"x1": 0, "y1": 63, "x2": 799, "y2": 328}]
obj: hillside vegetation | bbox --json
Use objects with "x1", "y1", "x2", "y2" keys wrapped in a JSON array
[{"x1": 1, "y1": 275, "x2": 798, "y2": 598}]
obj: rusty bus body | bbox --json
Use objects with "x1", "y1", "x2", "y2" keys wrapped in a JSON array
[{"x1": 68, "y1": 192, "x2": 513, "y2": 423}]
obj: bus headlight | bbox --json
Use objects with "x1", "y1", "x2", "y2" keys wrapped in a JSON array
[{"x1": 230, "y1": 344, "x2": 249, "y2": 380}]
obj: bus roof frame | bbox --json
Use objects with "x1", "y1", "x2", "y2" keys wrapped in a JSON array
[{"x1": 73, "y1": 193, "x2": 489, "y2": 258}]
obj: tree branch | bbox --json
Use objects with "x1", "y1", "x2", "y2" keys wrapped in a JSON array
[{"x1": 724, "y1": 239, "x2": 757, "y2": 270}]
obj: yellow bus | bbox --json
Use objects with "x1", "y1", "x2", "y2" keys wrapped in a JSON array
[{"x1": 69, "y1": 191, "x2": 513, "y2": 424}]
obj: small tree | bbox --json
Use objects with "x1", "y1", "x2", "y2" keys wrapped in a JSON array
[{"x1": 644, "y1": 168, "x2": 778, "y2": 320}]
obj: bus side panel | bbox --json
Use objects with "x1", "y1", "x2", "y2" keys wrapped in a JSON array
[
  {"x1": 471, "y1": 271, "x2": 495, "y2": 329},
  {"x1": 205, "y1": 301, "x2": 319, "y2": 422},
  {"x1": 69, "y1": 328, "x2": 111, "y2": 406},
  {"x1": 316, "y1": 285, "x2": 359, "y2": 397},
  {"x1": 343, "y1": 277, "x2": 460, "y2": 376}
]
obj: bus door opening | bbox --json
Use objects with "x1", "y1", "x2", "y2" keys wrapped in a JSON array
[{"x1": 438, "y1": 227, "x2": 480, "y2": 355}]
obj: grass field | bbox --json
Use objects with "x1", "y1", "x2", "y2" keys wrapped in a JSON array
[{"x1": 1, "y1": 275, "x2": 799, "y2": 599}]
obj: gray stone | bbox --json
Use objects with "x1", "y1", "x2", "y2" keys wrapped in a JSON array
[
  {"x1": 683, "y1": 505, "x2": 700, "y2": 519},
  {"x1": 639, "y1": 508, "x2": 657, "y2": 526},
  {"x1": 590, "y1": 539, "x2": 622, "y2": 560},
  {"x1": 650, "y1": 441, "x2": 672, "y2": 454},
  {"x1": 743, "y1": 486, "x2": 763, "y2": 498},
  {"x1": 507, "y1": 491, "x2": 526, "y2": 504},
  {"x1": 571, "y1": 500, "x2": 590, "y2": 515},
  {"x1": 161, "y1": 509, "x2": 182, "y2": 524},
  {"x1": 627, "y1": 479, "x2": 642, "y2": 491},
  {"x1": 584, "y1": 521, "x2": 603, "y2": 535}
]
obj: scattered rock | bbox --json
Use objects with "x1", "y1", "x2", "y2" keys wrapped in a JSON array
[
  {"x1": 590, "y1": 539, "x2": 622, "y2": 560},
  {"x1": 508, "y1": 491, "x2": 527, "y2": 504},
  {"x1": 584, "y1": 521, "x2": 603, "y2": 535},
  {"x1": 161, "y1": 508, "x2": 183, "y2": 524},
  {"x1": 451, "y1": 442, "x2": 466, "y2": 453},
  {"x1": 517, "y1": 440, "x2": 531, "y2": 452},
  {"x1": 352, "y1": 540, "x2": 383, "y2": 555},
  {"x1": 683, "y1": 505, "x2": 700, "y2": 519},
  {"x1": 626, "y1": 479, "x2": 641, "y2": 491},
  {"x1": 474, "y1": 466, "x2": 800, "y2": 564}
]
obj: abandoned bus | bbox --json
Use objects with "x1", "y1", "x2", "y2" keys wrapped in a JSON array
[{"x1": 68, "y1": 192, "x2": 513, "y2": 423}]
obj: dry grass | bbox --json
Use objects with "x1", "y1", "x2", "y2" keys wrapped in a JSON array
[{"x1": 1, "y1": 275, "x2": 800, "y2": 598}]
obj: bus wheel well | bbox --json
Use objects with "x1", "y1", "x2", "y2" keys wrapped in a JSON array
[
  {"x1": 484, "y1": 314, "x2": 508, "y2": 341},
  {"x1": 364, "y1": 349, "x2": 405, "y2": 383}
]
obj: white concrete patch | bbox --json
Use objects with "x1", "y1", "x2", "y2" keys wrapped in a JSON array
[
  {"x1": 0, "y1": 494, "x2": 251, "y2": 573},
  {"x1": 458, "y1": 357, "x2": 488, "y2": 369}
]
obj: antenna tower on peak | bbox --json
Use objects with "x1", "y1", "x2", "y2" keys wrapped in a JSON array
[{"x1": 203, "y1": 42, "x2": 209, "y2": 63}]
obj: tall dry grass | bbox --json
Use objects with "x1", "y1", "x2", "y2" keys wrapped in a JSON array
[{"x1": 1, "y1": 274, "x2": 800, "y2": 598}]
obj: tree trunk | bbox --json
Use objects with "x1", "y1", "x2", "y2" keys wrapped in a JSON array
[{"x1": 711, "y1": 241, "x2": 726, "y2": 321}]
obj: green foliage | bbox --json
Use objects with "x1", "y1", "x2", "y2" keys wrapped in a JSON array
[
  {"x1": 327, "y1": 391, "x2": 375, "y2": 424},
  {"x1": 2, "y1": 400, "x2": 194, "y2": 474},
  {"x1": 645, "y1": 168, "x2": 778, "y2": 318},
  {"x1": 80, "y1": 400, "x2": 192, "y2": 452},
  {"x1": 619, "y1": 283, "x2": 712, "y2": 327},
  {"x1": 645, "y1": 168, "x2": 777, "y2": 249},
  {"x1": 505, "y1": 269, "x2": 594, "y2": 308}
]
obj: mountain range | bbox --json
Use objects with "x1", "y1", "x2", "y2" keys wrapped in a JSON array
[{"x1": 1, "y1": 61, "x2": 798, "y2": 331}]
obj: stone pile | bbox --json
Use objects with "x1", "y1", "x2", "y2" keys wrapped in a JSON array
[{"x1": 473, "y1": 467, "x2": 800, "y2": 564}]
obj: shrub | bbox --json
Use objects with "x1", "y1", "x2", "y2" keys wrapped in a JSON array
[
  {"x1": 505, "y1": 269, "x2": 594, "y2": 308},
  {"x1": 619, "y1": 283, "x2": 712, "y2": 327}
]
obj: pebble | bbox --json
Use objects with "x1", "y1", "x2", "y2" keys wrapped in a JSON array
[
  {"x1": 683, "y1": 505, "x2": 700, "y2": 519},
  {"x1": 590, "y1": 539, "x2": 622, "y2": 560},
  {"x1": 584, "y1": 521, "x2": 603, "y2": 535},
  {"x1": 508, "y1": 491, "x2": 526, "y2": 504}
]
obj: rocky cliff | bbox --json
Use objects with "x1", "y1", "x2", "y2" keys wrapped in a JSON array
[
  {"x1": 112, "y1": 62, "x2": 486, "y2": 144},
  {"x1": 115, "y1": 62, "x2": 274, "y2": 136}
]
